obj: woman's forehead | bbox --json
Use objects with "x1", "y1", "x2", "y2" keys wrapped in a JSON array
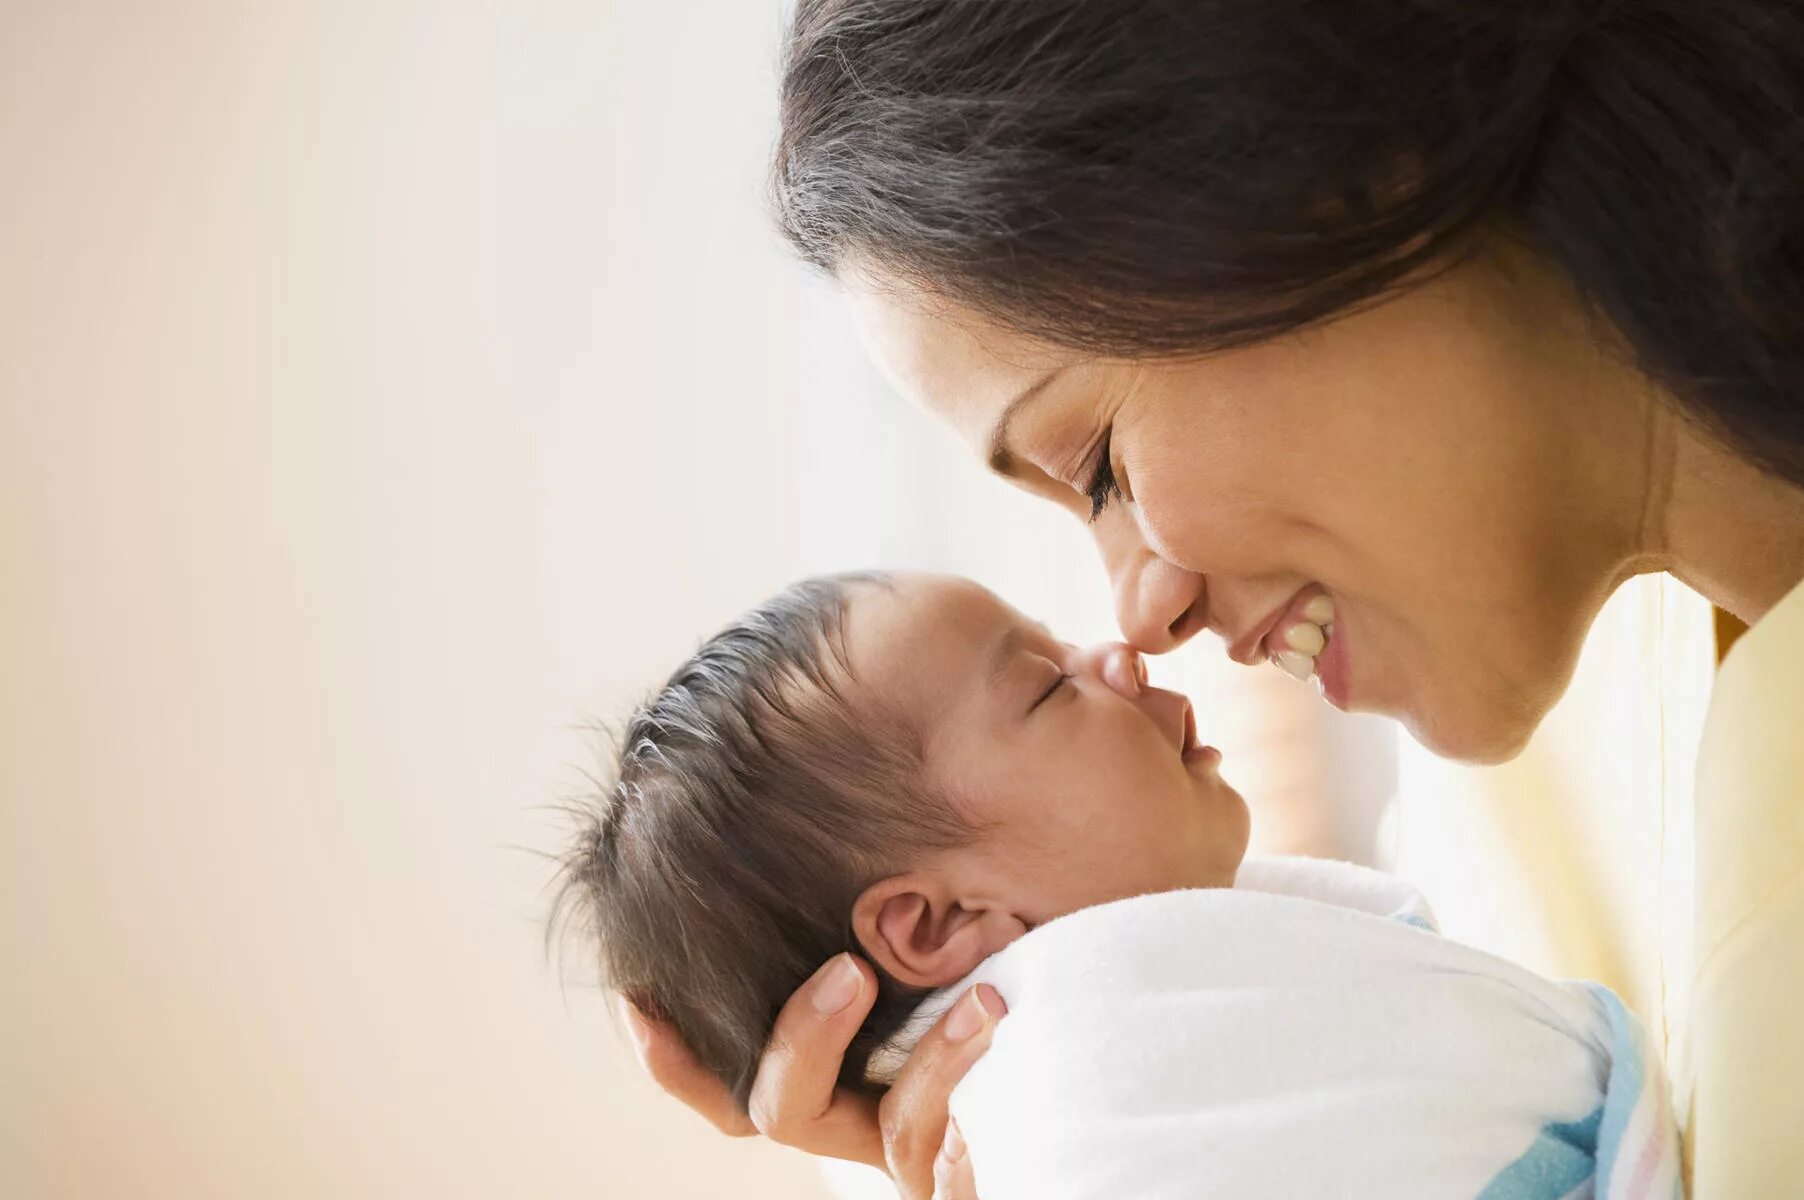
[{"x1": 840, "y1": 268, "x2": 1076, "y2": 449}]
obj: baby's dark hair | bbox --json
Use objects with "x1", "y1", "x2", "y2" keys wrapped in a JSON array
[{"x1": 552, "y1": 572, "x2": 970, "y2": 1108}]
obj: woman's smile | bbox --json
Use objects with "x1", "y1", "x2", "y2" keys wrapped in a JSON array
[{"x1": 1233, "y1": 585, "x2": 1348, "y2": 709}]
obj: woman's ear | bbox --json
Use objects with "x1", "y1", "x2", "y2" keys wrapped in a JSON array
[{"x1": 851, "y1": 873, "x2": 1027, "y2": 989}]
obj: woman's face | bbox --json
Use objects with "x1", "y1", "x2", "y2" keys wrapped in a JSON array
[{"x1": 842, "y1": 257, "x2": 1647, "y2": 763}]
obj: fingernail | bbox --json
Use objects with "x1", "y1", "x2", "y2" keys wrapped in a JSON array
[
  {"x1": 945, "y1": 985, "x2": 1005, "y2": 1041},
  {"x1": 1133, "y1": 652, "x2": 1148, "y2": 689},
  {"x1": 941, "y1": 1120, "x2": 967, "y2": 1163},
  {"x1": 810, "y1": 953, "x2": 862, "y2": 1015}
]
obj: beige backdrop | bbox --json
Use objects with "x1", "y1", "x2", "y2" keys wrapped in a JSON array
[{"x1": 0, "y1": 2, "x2": 852, "y2": 1196}]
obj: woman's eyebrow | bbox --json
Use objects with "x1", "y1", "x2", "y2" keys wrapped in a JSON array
[{"x1": 986, "y1": 368, "x2": 1065, "y2": 477}]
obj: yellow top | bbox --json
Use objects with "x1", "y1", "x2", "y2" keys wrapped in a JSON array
[{"x1": 1687, "y1": 574, "x2": 1804, "y2": 1196}]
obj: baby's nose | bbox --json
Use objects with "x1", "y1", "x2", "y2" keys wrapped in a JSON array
[{"x1": 1074, "y1": 643, "x2": 1147, "y2": 698}]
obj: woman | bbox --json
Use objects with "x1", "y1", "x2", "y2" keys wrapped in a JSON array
[{"x1": 624, "y1": 1, "x2": 1804, "y2": 1195}]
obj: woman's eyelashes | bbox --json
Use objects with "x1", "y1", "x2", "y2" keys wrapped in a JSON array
[{"x1": 1085, "y1": 430, "x2": 1123, "y2": 522}]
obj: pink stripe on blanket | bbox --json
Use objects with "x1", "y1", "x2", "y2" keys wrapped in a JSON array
[{"x1": 1619, "y1": 1099, "x2": 1673, "y2": 1199}]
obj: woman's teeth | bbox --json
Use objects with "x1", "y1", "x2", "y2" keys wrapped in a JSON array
[
  {"x1": 1271, "y1": 595, "x2": 1336, "y2": 683},
  {"x1": 1274, "y1": 650, "x2": 1315, "y2": 682},
  {"x1": 1283, "y1": 622, "x2": 1324, "y2": 656}
]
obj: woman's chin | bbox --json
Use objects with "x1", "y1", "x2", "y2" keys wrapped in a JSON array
[{"x1": 1399, "y1": 698, "x2": 1540, "y2": 766}]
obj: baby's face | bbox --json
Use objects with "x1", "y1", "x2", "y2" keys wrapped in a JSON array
[{"x1": 846, "y1": 574, "x2": 1250, "y2": 930}]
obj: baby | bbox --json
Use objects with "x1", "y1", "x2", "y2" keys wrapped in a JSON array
[
  {"x1": 557, "y1": 571, "x2": 1680, "y2": 1198},
  {"x1": 557, "y1": 569, "x2": 1247, "y2": 1100}
]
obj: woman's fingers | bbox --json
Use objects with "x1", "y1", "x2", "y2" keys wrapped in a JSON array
[
  {"x1": 745, "y1": 954, "x2": 887, "y2": 1168},
  {"x1": 932, "y1": 1120, "x2": 979, "y2": 1200},
  {"x1": 622, "y1": 956, "x2": 1002, "y2": 1199},
  {"x1": 618, "y1": 996, "x2": 757, "y2": 1137},
  {"x1": 880, "y1": 984, "x2": 1007, "y2": 1200}
]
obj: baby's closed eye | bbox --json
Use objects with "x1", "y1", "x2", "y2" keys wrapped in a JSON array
[{"x1": 1030, "y1": 670, "x2": 1072, "y2": 713}]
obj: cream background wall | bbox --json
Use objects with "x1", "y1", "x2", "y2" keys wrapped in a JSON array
[{"x1": 2, "y1": 3, "x2": 860, "y2": 1196}]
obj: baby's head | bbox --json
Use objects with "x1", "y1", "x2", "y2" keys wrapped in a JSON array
[{"x1": 556, "y1": 571, "x2": 1248, "y2": 1106}]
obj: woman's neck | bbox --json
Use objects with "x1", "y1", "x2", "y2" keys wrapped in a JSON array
[
  {"x1": 1640, "y1": 404, "x2": 1804, "y2": 623},
  {"x1": 1495, "y1": 241, "x2": 1804, "y2": 624}
]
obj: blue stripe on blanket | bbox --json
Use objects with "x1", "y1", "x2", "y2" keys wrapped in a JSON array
[
  {"x1": 1395, "y1": 905, "x2": 1599, "y2": 1200},
  {"x1": 1584, "y1": 983, "x2": 1648, "y2": 1198},
  {"x1": 1386, "y1": 908, "x2": 1673, "y2": 1200},
  {"x1": 1475, "y1": 1107, "x2": 1601, "y2": 1200}
]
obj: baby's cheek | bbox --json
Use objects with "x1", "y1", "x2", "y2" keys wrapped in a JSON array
[{"x1": 1115, "y1": 788, "x2": 1194, "y2": 869}]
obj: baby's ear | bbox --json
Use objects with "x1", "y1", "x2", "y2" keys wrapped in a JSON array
[{"x1": 851, "y1": 874, "x2": 1026, "y2": 989}]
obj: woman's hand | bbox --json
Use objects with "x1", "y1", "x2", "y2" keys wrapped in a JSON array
[{"x1": 620, "y1": 953, "x2": 1004, "y2": 1199}]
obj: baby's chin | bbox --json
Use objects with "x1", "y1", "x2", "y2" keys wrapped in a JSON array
[
  {"x1": 1174, "y1": 842, "x2": 1246, "y2": 892},
  {"x1": 1194, "y1": 786, "x2": 1253, "y2": 884}
]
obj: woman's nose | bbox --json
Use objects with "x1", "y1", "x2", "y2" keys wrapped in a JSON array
[
  {"x1": 1069, "y1": 643, "x2": 1148, "y2": 698},
  {"x1": 1101, "y1": 534, "x2": 1209, "y2": 654}
]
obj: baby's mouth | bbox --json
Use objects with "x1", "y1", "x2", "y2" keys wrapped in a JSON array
[{"x1": 1179, "y1": 699, "x2": 1220, "y2": 766}]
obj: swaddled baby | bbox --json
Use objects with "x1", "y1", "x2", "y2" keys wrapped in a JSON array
[{"x1": 557, "y1": 572, "x2": 1680, "y2": 1199}]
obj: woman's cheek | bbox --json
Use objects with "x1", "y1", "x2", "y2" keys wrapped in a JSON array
[
  {"x1": 1130, "y1": 427, "x2": 1281, "y2": 565},
  {"x1": 1134, "y1": 484, "x2": 1262, "y2": 576},
  {"x1": 1127, "y1": 454, "x2": 1207, "y2": 563}
]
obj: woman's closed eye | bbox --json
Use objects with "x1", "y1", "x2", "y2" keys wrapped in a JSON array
[{"x1": 1085, "y1": 430, "x2": 1123, "y2": 523}]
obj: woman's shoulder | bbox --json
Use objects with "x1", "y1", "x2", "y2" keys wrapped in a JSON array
[
  {"x1": 1694, "y1": 573, "x2": 1804, "y2": 957},
  {"x1": 1695, "y1": 573, "x2": 1804, "y2": 928},
  {"x1": 1717, "y1": 574, "x2": 1804, "y2": 674},
  {"x1": 1702, "y1": 574, "x2": 1804, "y2": 795},
  {"x1": 1688, "y1": 572, "x2": 1804, "y2": 1192}
]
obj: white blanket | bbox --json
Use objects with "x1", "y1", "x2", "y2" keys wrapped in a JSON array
[{"x1": 875, "y1": 858, "x2": 1680, "y2": 1199}]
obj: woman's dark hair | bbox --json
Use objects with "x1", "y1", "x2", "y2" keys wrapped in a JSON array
[
  {"x1": 775, "y1": 0, "x2": 1804, "y2": 486},
  {"x1": 553, "y1": 573, "x2": 968, "y2": 1108}
]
